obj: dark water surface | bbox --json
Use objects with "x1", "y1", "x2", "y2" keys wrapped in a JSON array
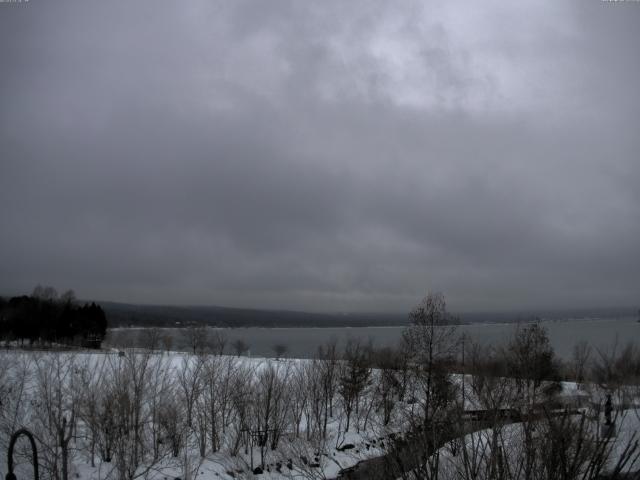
[{"x1": 106, "y1": 317, "x2": 639, "y2": 360}]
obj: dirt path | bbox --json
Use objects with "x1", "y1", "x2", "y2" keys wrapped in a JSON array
[{"x1": 334, "y1": 418, "x2": 497, "y2": 480}]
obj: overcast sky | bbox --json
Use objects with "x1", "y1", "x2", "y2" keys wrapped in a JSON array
[{"x1": 1, "y1": 0, "x2": 639, "y2": 313}]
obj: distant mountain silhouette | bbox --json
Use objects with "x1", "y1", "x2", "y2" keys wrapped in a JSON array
[{"x1": 99, "y1": 301, "x2": 409, "y2": 328}]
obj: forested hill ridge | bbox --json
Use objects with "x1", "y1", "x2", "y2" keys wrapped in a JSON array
[
  {"x1": 99, "y1": 301, "x2": 637, "y2": 328},
  {"x1": 101, "y1": 302, "x2": 408, "y2": 328}
]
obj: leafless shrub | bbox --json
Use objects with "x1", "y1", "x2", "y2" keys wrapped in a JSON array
[
  {"x1": 338, "y1": 339, "x2": 372, "y2": 434},
  {"x1": 184, "y1": 325, "x2": 209, "y2": 355},
  {"x1": 208, "y1": 330, "x2": 227, "y2": 355},
  {"x1": 140, "y1": 327, "x2": 162, "y2": 352},
  {"x1": 199, "y1": 354, "x2": 239, "y2": 452},
  {"x1": 232, "y1": 339, "x2": 250, "y2": 357},
  {"x1": 30, "y1": 353, "x2": 79, "y2": 480},
  {"x1": 273, "y1": 343, "x2": 289, "y2": 360}
]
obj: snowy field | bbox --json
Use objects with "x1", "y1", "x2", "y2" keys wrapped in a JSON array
[
  {"x1": 0, "y1": 348, "x2": 638, "y2": 480},
  {"x1": 0, "y1": 350, "x2": 403, "y2": 480}
]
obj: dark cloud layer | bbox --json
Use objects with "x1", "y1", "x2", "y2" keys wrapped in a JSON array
[{"x1": 1, "y1": 0, "x2": 639, "y2": 312}]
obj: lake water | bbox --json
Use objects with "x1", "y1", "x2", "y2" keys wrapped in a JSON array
[{"x1": 106, "y1": 316, "x2": 640, "y2": 360}]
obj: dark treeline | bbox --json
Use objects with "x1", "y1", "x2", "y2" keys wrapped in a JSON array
[{"x1": 0, "y1": 285, "x2": 107, "y2": 348}]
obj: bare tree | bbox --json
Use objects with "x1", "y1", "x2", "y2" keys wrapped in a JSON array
[
  {"x1": 158, "y1": 388, "x2": 185, "y2": 457},
  {"x1": 107, "y1": 351, "x2": 174, "y2": 480},
  {"x1": 77, "y1": 355, "x2": 111, "y2": 467},
  {"x1": 229, "y1": 362, "x2": 255, "y2": 455},
  {"x1": 232, "y1": 338, "x2": 250, "y2": 356},
  {"x1": 162, "y1": 333, "x2": 174, "y2": 352},
  {"x1": 502, "y1": 323, "x2": 559, "y2": 480},
  {"x1": 140, "y1": 327, "x2": 163, "y2": 352},
  {"x1": 184, "y1": 325, "x2": 209, "y2": 354},
  {"x1": 506, "y1": 323, "x2": 559, "y2": 411},
  {"x1": 338, "y1": 339, "x2": 372, "y2": 433},
  {"x1": 402, "y1": 292, "x2": 459, "y2": 425},
  {"x1": 199, "y1": 354, "x2": 239, "y2": 452},
  {"x1": 31, "y1": 353, "x2": 79, "y2": 480},
  {"x1": 59, "y1": 289, "x2": 76, "y2": 306},
  {"x1": 253, "y1": 361, "x2": 291, "y2": 467},
  {"x1": 177, "y1": 354, "x2": 204, "y2": 429},
  {"x1": 303, "y1": 359, "x2": 328, "y2": 441},
  {"x1": 317, "y1": 340, "x2": 339, "y2": 438},
  {"x1": 209, "y1": 330, "x2": 227, "y2": 355},
  {"x1": 79, "y1": 364, "x2": 120, "y2": 468},
  {"x1": 381, "y1": 292, "x2": 460, "y2": 480},
  {"x1": 32, "y1": 284, "x2": 58, "y2": 301},
  {"x1": 273, "y1": 343, "x2": 289, "y2": 360},
  {"x1": 0, "y1": 352, "x2": 31, "y2": 452},
  {"x1": 289, "y1": 362, "x2": 310, "y2": 438},
  {"x1": 454, "y1": 343, "x2": 518, "y2": 480},
  {"x1": 371, "y1": 346, "x2": 407, "y2": 426},
  {"x1": 146, "y1": 352, "x2": 174, "y2": 461},
  {"x1": 570, "y1": 340, "x2": 592, "y2": 384}
]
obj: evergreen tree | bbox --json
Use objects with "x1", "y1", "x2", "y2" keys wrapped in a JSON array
[{"x1": 0, "y1": 287, "x2": 108, "y2": 348}]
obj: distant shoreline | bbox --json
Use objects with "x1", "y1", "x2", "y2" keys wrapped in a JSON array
[{"x1": 108, "y1": 315, "x2": 637, "y2": 330}]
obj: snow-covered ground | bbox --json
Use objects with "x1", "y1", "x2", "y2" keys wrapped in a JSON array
[
  {"x1": 1, "y1": 349, "x2": 638, "y2": 480},
  {"x1": 0, "y1": 350, "x2": 400, "y2": 480}
]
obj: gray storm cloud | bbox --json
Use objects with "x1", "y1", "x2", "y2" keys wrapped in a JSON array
[{"x1": 1, "y1": 0, "x2": 639, "y2": 312}]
